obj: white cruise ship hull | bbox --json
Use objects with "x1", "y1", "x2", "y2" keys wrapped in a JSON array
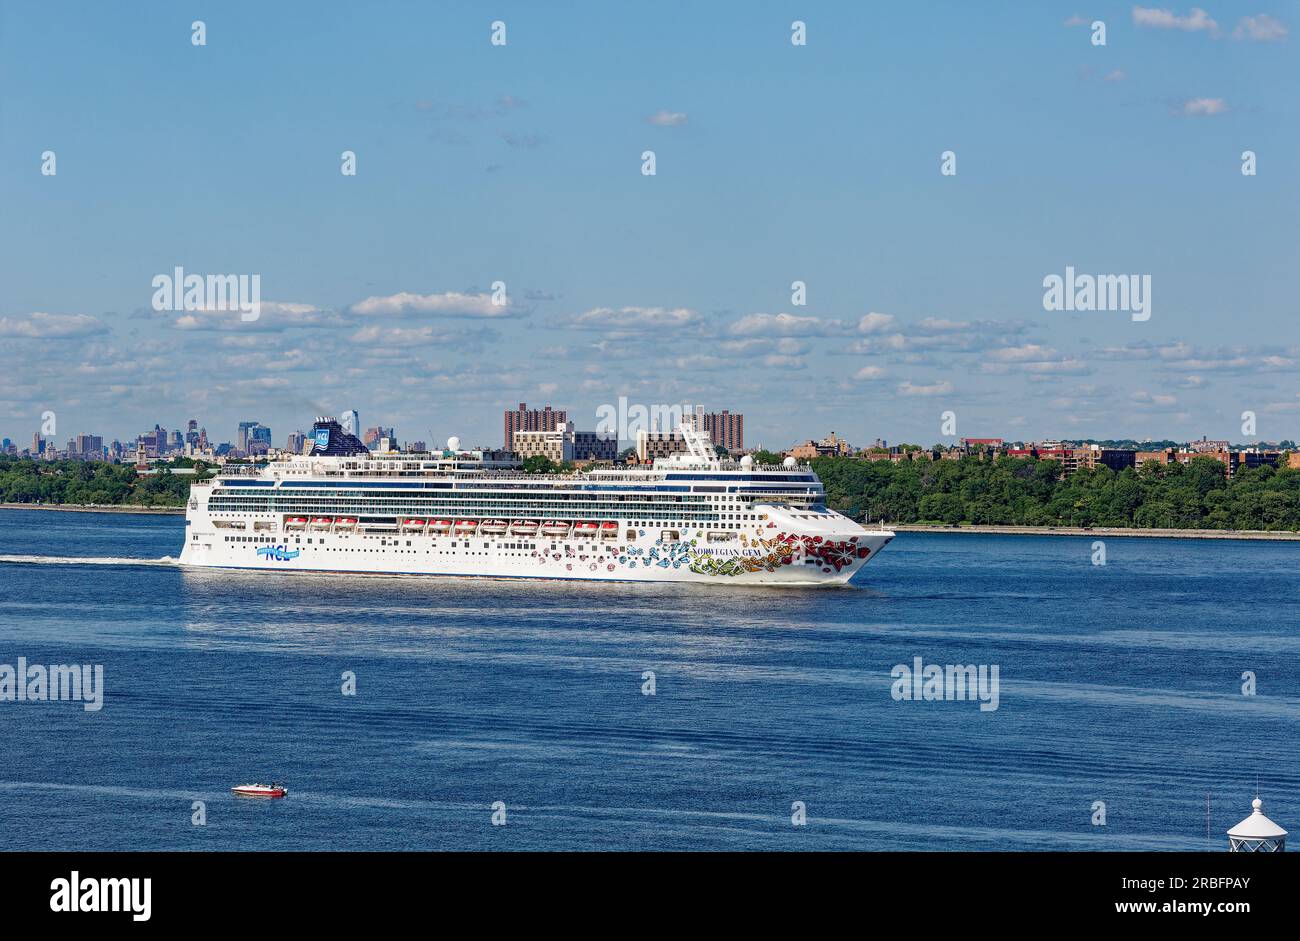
[{"x1": 180, "y1": 511, "x2": 893, "y2": 587}]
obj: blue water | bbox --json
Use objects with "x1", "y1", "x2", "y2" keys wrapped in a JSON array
[{"x1": 1, "y1": 507, "x2": 1297, "y2": 851}]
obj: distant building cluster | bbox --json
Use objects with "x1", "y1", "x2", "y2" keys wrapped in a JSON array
[
  {"x1": 776, "y1": 432, "x2": 1297, "y2": 479},
  {"x1": 514, "y1": 421, "x2": 618, "y2": 464},
  {"x1": 503, "y1": 402, "x2": 743, "y2": 465},
  {"x1": 6, "y1": 405, "x2": 1297, "y2": 482}
]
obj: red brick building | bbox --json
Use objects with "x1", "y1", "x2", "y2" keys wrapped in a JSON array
[{"x1": 503, "y1": 403, "x2": 567, "y2": 451}]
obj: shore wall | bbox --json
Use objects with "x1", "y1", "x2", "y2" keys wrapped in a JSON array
[
  {"x1": 889, "y1": 523, "x2": 1300, "y2": 541},
  {"x1": 0, "y1": 503, "x2": 184, "y2": 516}
]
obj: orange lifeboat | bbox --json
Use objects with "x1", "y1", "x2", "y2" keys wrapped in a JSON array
[
  {"x1": 310, "y1": 516, "x2": 333, "y2": 529},
  {"x1": 454, "y1": 519, "x2": 478, "y2": 533},
  {"x1": 574, "y1": 521, "x2": 599, "y2": 535},
  {"x1": 430, "y1": 519, "x2": 453, "y2": 533}
]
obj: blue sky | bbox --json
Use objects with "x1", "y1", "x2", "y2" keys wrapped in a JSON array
[{"x1": 1, "y1": 1, "x2": 1297, "y2": 450}]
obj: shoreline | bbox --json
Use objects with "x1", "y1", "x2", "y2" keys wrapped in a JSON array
[
  {"x1": 0, "y1": 503, "x2": 184, "y2": 516},
  {"x1": 888, "y1": 523, "x2": 1300, "y2": 541}
]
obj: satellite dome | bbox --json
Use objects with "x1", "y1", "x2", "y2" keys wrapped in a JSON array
[
  {"x1": 739, "y1": 454, "x2": 753, "y2": 467},
  {"x1": 447, "y1": 436, "x2": 460, "y2": 452},
  {"x1": 783, "y1": 456, "x2": 797, "y2": 468}
]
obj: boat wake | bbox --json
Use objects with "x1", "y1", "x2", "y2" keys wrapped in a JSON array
[{"x1": 0, "y1": 554, "x2": 178, "y2": 567}]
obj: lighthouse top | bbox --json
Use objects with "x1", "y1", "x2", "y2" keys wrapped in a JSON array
[{"x1": 1227, "y1": 798, "x2": 1288, "y2": 840}]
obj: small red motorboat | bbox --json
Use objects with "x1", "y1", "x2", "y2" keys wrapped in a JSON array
[{"x1": 231, "y1": 783, "x2": 288, "y2": 798}]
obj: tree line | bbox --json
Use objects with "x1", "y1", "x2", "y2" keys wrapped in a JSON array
[
  {"x1": 0, "y1": 456, "x2": 212, "y2": 507},
  {"x1": 811, "y1": 454, "x2": 1300, "y2": 531}
]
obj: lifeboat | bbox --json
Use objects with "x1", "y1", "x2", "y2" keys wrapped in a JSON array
[
  {"x1": 231, "y1": 783, "x2": 287, "y2": 799},
  {"x1": 600, "y1": 521, "x2": 619, "y2": 534},
  {"x1": 335, "y1": 517, "x2": 358, "y2": 528},
  {"x1": 574, "y1": 521, "x2": 600, "y2": 535},
  {"x1": 309, "y1": 516, "x2": 333, "y2": 529},
  {"x1": 285, "y1": 516, "x2": 308, "y2": 529},
  {"x1": 541, "y1": 520, "x2": 571, "y2": 537},
  {"x1": 402, "y1": 518, "x2": 427, "y2": 531},
  {"x1": 430, "y1": 519, "x2": 453, "y2": 533},
  {"x1": 511, "y1": 519, "x2": 540, "y2": 535},
  {"x1": 480, "y1": 519, "x2": 508, "y2": 535},
  {"x1": 454, "y1": 519, "x2": 478, "y2": 533}
]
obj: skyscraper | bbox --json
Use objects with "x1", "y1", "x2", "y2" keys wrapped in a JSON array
[
  {"x1": 247, "y1": 425, "x2": 272, "y2": 454},
  {"x1": 693, "y1": 407, "x2": 744, "y2": 452},
  {"x1": 237, "y1": 421, "x2": 260, "y2": 453},
  {"x1": 504, "y1": 402, "x2": 567, "y2": 451},
  {"x1": 75, "y1": 434, "x2": 103, "y2": 460}
]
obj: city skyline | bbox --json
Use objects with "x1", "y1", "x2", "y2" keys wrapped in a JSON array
[
  {"x1": 2, "y1": 3, "x2": 1298, "y2": 449},
  {"x1": 10, "y1": 399, "x2": 1297, "y2": 462}
]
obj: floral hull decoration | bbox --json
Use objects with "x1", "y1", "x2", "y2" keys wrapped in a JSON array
[{"x1": 530, "y1": 532, "x2": 871, "y2": 578}]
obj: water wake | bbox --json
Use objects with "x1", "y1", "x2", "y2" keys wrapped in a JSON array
[{"x1": 0, "y1": 554, "x2": 178, "y2": 567}]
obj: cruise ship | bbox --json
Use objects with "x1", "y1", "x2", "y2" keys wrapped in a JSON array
[{"x1": 178, "y1": 418, "x2": 895, "y2": 586}]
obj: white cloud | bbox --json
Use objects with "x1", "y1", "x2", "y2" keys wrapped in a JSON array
[
  {"x1": 990, "y1": 343, "x2": 1059, "y2": 363},
  {"x1": 1023, "y1": 359, "x2": 1091, "y2": 374},
  {"x1": 1134, "y1": 390, "x2": 1179, "y2": 407},
  {"x1": 719, "y1": 338, "x2": 772, "y2": 354},
  {"x1": 673, "y1": 354, "x2": 726, "y2": 370},
  {"x1": 0, "y1": 312, "x2": 107, "y2": 339},
  {"x1": 1233, "y1": 14, "x2": 1288, "y2": 41},
  {"x1": 857, "y1": 312, "x2": 896, "y2": 334},
  {"x1": 853, "y1": 365, "x2": 887, "y2": 381},
  {"x1": 728, "y1": 312, "x2": 850, "y2": 337},
  {"x1": 898, "y1": 380, "x2": 954, "y2": 397},
  {"x1": 760, "y1": 354, "x2": 806, "y2": 369},
  {"x1": 174, "y1": 302, "x2": 340, "y2": 330},
  {"x1": 350, "y1": 291, "x2": 519, "y2": 319},
  {"x1": 349, "y1": 325, "x2": 489, "y2": 347},
  {"x1": 1104, "y1": 69, "x2": 1127, "y2": 82},
  {"x1": 915, "y1": 317, "x2": 977, "y2": 333},
  {"x1": 571, "y1": 306, "x2": 699, "y2": 330},
  {"x1": 1180, "y1": 97, "x2": 1228, "y2": 115},
  {"x1": 647, "y1": 110, "x2": 688, "y2": 127},
  {"x1": 1132, "y1": 6, "x2": 1220, "y2": 36},
  {"x1": 1064, "y1": 14, "x2": 1090, "y2": 27}
]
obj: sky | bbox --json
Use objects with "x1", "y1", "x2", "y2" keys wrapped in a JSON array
[{"x1": 1, "y1": 1, "x2": 1298, "y2": 451}]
